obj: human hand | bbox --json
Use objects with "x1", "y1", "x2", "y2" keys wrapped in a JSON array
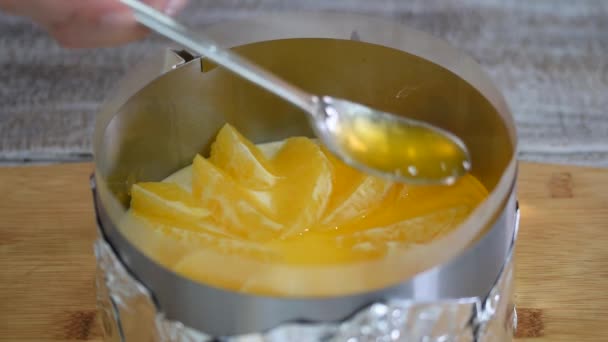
[{"x1": 0, "y1": 0, "x2": 188, "y2": 48}]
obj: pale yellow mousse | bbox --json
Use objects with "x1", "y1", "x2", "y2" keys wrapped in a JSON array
[{"x1": 120, "y1": 124, "x2": 487, "y2": 296}]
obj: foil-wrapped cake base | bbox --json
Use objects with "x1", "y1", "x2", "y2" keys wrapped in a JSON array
[{"x1": 95, "y1": 238, "x2": 515, "y2": 341}]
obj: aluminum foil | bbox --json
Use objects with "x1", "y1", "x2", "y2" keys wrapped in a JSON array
[{"x1": 95, "y1": 237, "x2": 515, "y2": 341}]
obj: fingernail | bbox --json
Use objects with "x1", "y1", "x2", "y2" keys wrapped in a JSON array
[{"x1": 163, "y1": 0, "x2": 188, "y2": 16}]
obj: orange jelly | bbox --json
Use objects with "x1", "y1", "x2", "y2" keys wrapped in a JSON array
[{"x1": 120, "y1": 124, "x2": 487, "y2": 295}]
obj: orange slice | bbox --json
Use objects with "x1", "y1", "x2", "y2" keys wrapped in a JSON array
[
  {"x1": 321, "y1": 175, "x2": 393, "y2": 230},
  {"x1": 209, "y1": 124, "x2": 279, "y2": 190},
  {"x1": 270, "y1": 137, "x2": 333, "y2": 237},
  {"x1": 318, "y1": 146, "x2": 394, "y2": 231},
  {"x1": 131, "y1": 182, "x2": 210, "y2": 223},
  {"x1": 335, "y1": 205, "x2": 470, "y2": 256},
  {"x1": 192, "y1": 154, "x2": 282, "y2": 240},
  {"x1": 321, "y1": 145, "x2": 365, "y2": 203}
]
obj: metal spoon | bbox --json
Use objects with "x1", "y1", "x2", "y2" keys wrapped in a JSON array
[{"x1": 120, "y1": 0, "x2": 471, "y2": 185}]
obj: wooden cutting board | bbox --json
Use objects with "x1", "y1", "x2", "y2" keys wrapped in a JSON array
[{"x1": 0, "y1": 162, "x2": 607, "y2": 341}]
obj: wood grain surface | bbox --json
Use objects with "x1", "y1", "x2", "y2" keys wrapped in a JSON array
[
  {"x1": 1, "y1": 0, "x2": 607, "y2": 166},
  {"x1": 0, "y1": 161, "x2": 607, "y2": 341}
]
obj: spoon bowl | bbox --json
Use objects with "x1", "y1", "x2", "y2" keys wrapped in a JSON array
[{"x1": 314, "y1": 96, "x2": 471, "y2": 184}]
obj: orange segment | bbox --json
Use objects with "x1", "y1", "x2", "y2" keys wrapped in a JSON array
[
  {"x1": 124, "y1": 214, "x2": 276, "y2": 281},
  {"x1": 319, "y1": 146, "x2": 393, "y2": 231},
  {"x1": 130, "y1": 182, "x2": 235, "y2": 238},
  {"x1": 336, "y1": 205, "x2": 469, "y2": 249},
  {"x1": 355, "y1": 176, "x2": 487, "y2": 231},
  {"x1": 209, "y1": 124, "x2": 279, "y2": 190},
  {"x1": 192, "y1": 154, "x2": 283, "y2": 240},
  {"x1": 321, "y1": 175, "x2": 393, "y2": 230},
  {"x1": 131, "y1": 182, "x2": 210, "y2": 223},
  {"x1": 270, "y1": 137, "x2": 333, "y2": 237},
  {"x1": 321, "y1": 145, "x2": 366, "y2": 208}
]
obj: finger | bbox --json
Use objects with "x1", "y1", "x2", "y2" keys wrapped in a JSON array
[
  {"x1": 2, "y1": 0, "x2": 189, "y2": 48},
  {"x1": 53, "y1": 0, "x2": 190, "y2": 48},
  {"x1": 48, "y1": 2, "x2": 148, "y2": 48}
]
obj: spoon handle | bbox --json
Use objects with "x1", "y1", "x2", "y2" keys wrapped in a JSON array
[{"x1": 120, "y1": 0, "x2": 317, "y2": 113}]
